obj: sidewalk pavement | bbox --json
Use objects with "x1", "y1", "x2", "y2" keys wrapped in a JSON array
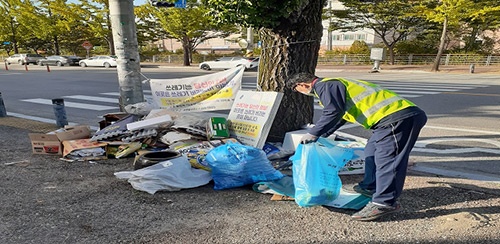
[{"x1": 1, "y1": 115, "x2": 500, "y2": 243}]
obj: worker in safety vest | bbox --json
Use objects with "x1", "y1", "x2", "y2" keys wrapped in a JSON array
[{"x1": 288, "y1": 73, "x2": 427, "y2": 221}]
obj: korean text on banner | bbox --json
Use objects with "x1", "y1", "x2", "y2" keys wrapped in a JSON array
[
  {"x1": 227, "y1": 90, "x2": 283, "y2": 149},
  {"x1": 149, "y1": 66, "x2": 244, "y2": 112}
]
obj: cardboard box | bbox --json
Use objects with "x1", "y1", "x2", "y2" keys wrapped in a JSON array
[
  {"x1": 55, "y1": 126, "x2": 91, "y2": 141},
  {"x1": 62, "y1": 139, "x2": 108, "y2": 160},
  {"x1": 29, "y1": 134, "x2": 62, "y2": 155},
  {"x1": 282, "y1": 129, "x2": 309, "y2": 152},
  {"x1": 28, "y1": 126, "x2": 91, "y2": 155}
]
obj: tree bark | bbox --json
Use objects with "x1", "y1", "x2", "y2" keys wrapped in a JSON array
[
  {"x1": 53, "y1": 35, "x2": 60, "y2": 55},
  {"x1": 432, "y1": 17, "x2": 448, "y2": 72},
  {"x1": 182, "y1": 35, "x2": 190, "y2": 66},
  {"x1": 258, "y1": 0, "x2": 325, "y2": 142},
  {"x1": 388, "y1": 45, "x2": 395, "y2": 65}
]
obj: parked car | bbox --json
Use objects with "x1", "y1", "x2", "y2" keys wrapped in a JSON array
[
  {"x1": 199, "y1": 57, "x2": 258, "y2": 71},
  {"x1": 79, "y1": 55, "x2": 118, "y2": 68},
  {"x1": 4, "y1": 53, "x2": 44, "y2": 65},
  {"x1": 38, "y1": 55, "x2": 82, "y2": 66}
]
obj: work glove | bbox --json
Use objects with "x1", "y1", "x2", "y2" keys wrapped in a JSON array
[{"x1": 300, "y1": 133, "x2": 318, "y2": 144}]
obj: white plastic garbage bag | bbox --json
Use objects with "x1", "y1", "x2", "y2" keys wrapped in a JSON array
[{"x1": 114, "y1": 156, "x2": 212, "y2": 194}]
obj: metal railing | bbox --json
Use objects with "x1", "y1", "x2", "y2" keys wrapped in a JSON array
[
  {"x1": 317, "y1": 54, "x2": 500, "y2": 66},
  {"x1": 4, "y1": 54, "x2": 499, "y2": 66}
]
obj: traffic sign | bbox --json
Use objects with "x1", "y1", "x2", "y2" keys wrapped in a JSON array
[
  {"x1": 82, "y1": 41, "x2": 93, "y2": 50},
  {"x1": 174, "y1": 0, "x2": 186, "y2": 8}
]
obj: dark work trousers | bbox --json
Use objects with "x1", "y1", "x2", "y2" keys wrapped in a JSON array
[{"x1": 358, "y1": 112, "x2": 427, "y2": 206}]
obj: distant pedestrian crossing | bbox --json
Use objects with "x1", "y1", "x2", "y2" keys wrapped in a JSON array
[
  {"x1": 21, "y1": 91, "x2": 153, "y2": 111},
  {"x1": 19, "y1": 80, "x2": 489, "y2": 111}
]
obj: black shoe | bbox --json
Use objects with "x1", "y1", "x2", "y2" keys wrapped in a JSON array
[
  {"x1": 353, "y1": 184, "x2": 374, "y2": 197},
  {"x1": 351, "y1": 202, "x2": 401, "y2": 221}
]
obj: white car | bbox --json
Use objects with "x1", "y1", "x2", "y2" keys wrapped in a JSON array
[
  {"x1": 199, "y1": 57, "x2": 258, "y2": 71},
  {"x1": 5, "y1": 53, "x2": 44, "y2": 65},
  {"x1": 79, "y1": 55, "x2": 117, "y2": 68}
]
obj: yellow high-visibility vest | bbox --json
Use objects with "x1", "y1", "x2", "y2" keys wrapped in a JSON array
[{"x1": 316, "y1": 78, "x2": 415, "y2": 129}]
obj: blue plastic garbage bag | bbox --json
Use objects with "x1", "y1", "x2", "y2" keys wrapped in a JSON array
[
  {"x1": 252, "y1": 175, "x2": 371, "y2": 210},
  {"x1": 290, "y1": 137, "x2": 354, "y2": 207},
  {"x1": 205, "y1": 142, "x2": 284, "y2": 190}
]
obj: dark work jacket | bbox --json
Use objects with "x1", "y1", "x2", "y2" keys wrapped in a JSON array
[{"x1": 308, "y1": 78, "x2": 425, "y2": 137}]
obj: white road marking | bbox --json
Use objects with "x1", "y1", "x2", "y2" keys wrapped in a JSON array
[
  {"x1": 100, "y1": 92, "x2": 120, "y2": 96},
  {"x1": 383, "y1": 86, "x2": 459, "y2": 92},
  {"x1": 7, "y1": 112, "x2": 99, "y2": 131},
  {"x1": 21, "y1": 98, "x2": 117, "y2": 110},
  {"x1": 63, "y1": 95, "x2": 118, "y2": 103},
  {"x1": 388, "y1": 90, "x2": 440, "y2": 94},
  {"x1": 424, "y1": 125, "x2": 500, "y2": 135},
  {"x1": 100, "y1": 90, "x2": 152, "y2": 96}
]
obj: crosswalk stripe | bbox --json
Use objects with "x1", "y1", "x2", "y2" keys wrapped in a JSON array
[
  {"x1": 63, "y1": 95, "x2": 119, "y2": 103},
  {"x1": 383, "y1": 86, "x2": 459, "y2": 92},
  {"x1": 21, "y1": 98, "x2": 117, "y2": 111},
  {"x1": 389, "y1": 90, "x2": 440, "y2": 95},
  {"x1": 100, "y1": 92, "x2": 120, "y2": 96},
  {"x1": 397, "y1": 94, "x2": 422, "y2": 98},
  {"x1": 373, "y1": 81, "x2": 487, "y2": 88},
  {"x1": 100, "y1": 90, "x2": 152, "y2": 96}
]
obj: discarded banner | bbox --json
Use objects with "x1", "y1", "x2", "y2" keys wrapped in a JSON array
[
  {"x1": 227, "y1": 90, "x2": 283, "y2": 149},
  {"x1": 149, "y1": 66, "x2": 244, "y2": 112}
]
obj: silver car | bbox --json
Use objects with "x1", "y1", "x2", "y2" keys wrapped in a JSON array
[
  {"x1": 38, "y1": 55, "x2": 82, "y2": 66},
  {"x1": 79, "y1": 55, "x2": 118, "y2": 68}
]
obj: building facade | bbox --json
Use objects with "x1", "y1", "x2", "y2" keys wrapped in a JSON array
[
  {"x1": 151, "y1": 1, "x2": 397, "y2": 54},
  {"x1": 321, "y1": 0, "x2": 382, "y2": 51}
]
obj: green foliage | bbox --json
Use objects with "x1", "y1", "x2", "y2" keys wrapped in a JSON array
[
  {"x1": 348, "y1": 40, "x2": 369, "y2": 54},
  {"x1": 135, "y1": 1, "x2": 238, "y2": 64},
  {"x1": 394, "y1": 39, "x2": 438, "y2": 55},
  {"x1": 334, "y1": 0, "x2": 429, "y2": 63},
  {"x1": 0, "y1": 0, "x2": 498, "y2": 58},
  {"x1": 201, "y1": 0, "x2": 307, "y2": 30}
]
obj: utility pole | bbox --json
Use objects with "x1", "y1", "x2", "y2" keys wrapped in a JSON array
[{"x1": 109, "y1": 0, "x2": 144, "y2": 110}]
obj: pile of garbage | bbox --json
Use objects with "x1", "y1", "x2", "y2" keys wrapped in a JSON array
[
  {"x1": 29, "y1": 107, "x2": 369, "y2": 209},
  {"x1": 81, "y1": 109, "x2": 291, "y2": 168}
]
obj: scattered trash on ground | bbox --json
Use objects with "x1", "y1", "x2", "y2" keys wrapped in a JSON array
[{"x1": 25, "y1": 69, "x2": 367, "y2": 209}]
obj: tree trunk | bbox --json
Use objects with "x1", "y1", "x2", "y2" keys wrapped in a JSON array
[
  {"x1": 432, "y1": 17, "x2": 448, "y2": 72},
  {"x1": 53, "y1": 35, "x2": 60, "y2": 55},
  {"x1": 10, "y1": 18, "x2": 19, "y2": 54},
  {"x1": 107, "y1": 13, "x2": 115, "y2": 55},
  {"x1": 182, "y1": 35, "x2": 190, "y2": 66},
  {"x1": 108, "y1": 34, "x2": 115, "y2": 55},
  {"x1": 258, "y1": 0, "x2": 325, "y2": 142},
  {"x1": 388, "y1": 45, "x2": 395, "y2": 65}
]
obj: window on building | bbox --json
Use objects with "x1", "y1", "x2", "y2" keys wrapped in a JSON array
[
  {"x1": 344, "y1": 34, "x2": 355, "y2": 41},
  {"x1": 332, "y1": 35, "x2": 342, "y2": 41},
  {"x1": 356, "y1": 34, "x2": 367, "y2": 40}
]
